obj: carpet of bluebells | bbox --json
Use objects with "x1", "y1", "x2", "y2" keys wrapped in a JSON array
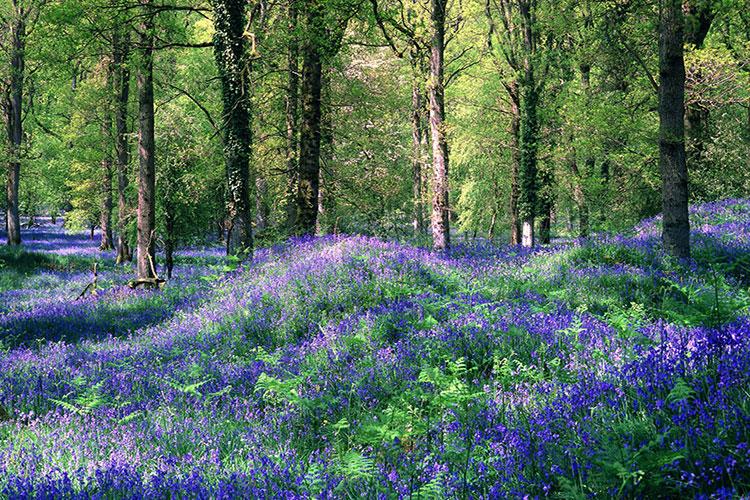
[{"x1": 1, "y1": 199, "x2": 749, "y2": 498}]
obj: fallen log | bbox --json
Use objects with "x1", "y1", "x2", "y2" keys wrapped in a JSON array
[{"x1": 127, "y1": 277, "x2": 166, "y2": 289}]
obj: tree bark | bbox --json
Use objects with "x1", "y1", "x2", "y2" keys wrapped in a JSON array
[
  {"x1": 213, "y1": 0, "x2": 255, "y2": 257},
  {"x1": 428, "y1": 0, "x2": 450, "y2": 250},
  {"x1": 165, "y1": 205, "x2": 175, "y2": 279},
  {"x1": 136, "y1": 0, "x2": 157, "y2": 279},
  {"x1": 518, "y1": 1, "x2": 539, "y2": 249},
  {"x1": 507, "y1": 80, "x2": 522, "y2": 245},
  {"x1": 255, "y1": 176, "x2": 269, "y2": 231},
  {"x1": 569, "y1": 142, "x2": 589, "y2": 238},
  {"x1": 659, "y1": 0, "x2": 690, "y2": 259},
  {"x1": 5, "y1": 11, "x2": 24, "y2": 246},
  {"x1": 683, "y1": 2, "x2": 714, "y2": 174},
  {"x1": 99, "y1": 59, "x2": 115, "y2": 251},
  {"x1": 114, "y1": 30, "x2": 132, "y2": 263},
  {"x1": 297, "y1": 0, "x2": 323, "y2": 235},
  {"x1": 518, "y1": 78, "x2": 538, "y2": 248},
  {"x1": 284, "y1": 0, "x2": 299, "y2": 231},
  {"x1": 410, "y1": 47, "x2": 426, "y2": 234}
]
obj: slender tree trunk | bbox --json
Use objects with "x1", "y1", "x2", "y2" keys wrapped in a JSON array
[
  {"x1": 569, "y1": 143, "x2": 589, "y2": 238},
  {"x1": 428, "y1": 0, "x2": 450, "y2": 250},
  {"x1": 213, "y1": 0, "x2": 255, "y2": 257},
  {"x1": 410, "y1": 48, "x2": 426, "y2": 234},
  {"x1": 538, "y1": 204, "x2": 551, "y2": 244},
  {"x1": 507, "y1": 80, "x2": 522, "y2": 245},
  {"x1": 5, "y1": 13, "x2": 24, "y2": 246},
  {"x1": 114, "y1": 30, "x2": 132, "y2": 263},
  {"x1": 99, "y1": 60, "x2": 115, "y2": 251},
  {"x1": 165, "y1": 207, "x2": 175, "y2": 279},
  {"x1": 297, "y1": 0, "x2": 323, "y2": 235},
  {"x1": 487, "y1": 208, "x2": 497, "y2": 240},
  {"x1": 519, "y1": 78, "x2": 538, "y2": 248},
  {"x1": 659, "y1": 0, "x2": 690, "y2": 258},
  {"x1": 285, "y1": 0, "x2": 299, "y2": 231},
  {"x1": 255, "y1": 176, "x2": 269, "y2": 231},
  {"x1": 136, "y1": 0, "x2": 157, "y2": 279},
  {"x1": 577, "y1": 65, "x2": 592, "y2": 237},
  {"x1": 683, "y1": 2, "x2": 714, "y2": 173}
]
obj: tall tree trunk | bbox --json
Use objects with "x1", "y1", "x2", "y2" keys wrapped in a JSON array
[
  {"x1": 410, "y1": 48, "x2": 426, "y2": 234},
  {"x1": 285, "y1": 0, "x2": 299, "y2": 231},
  {"x1": 165, "y1": 205, "x2": 175, "y2": 279},
  {"x1": 428, "y1": 0, "x2": 450, "y2": 250},
  {"x1": 683, "y1": 1, "x2": 714, "y2": 172},
  {"x1": 213, "y1": 0, "x2": 255, "y2": 257},
  {"x1": 99, "y1": 60, "x2": 114, "y2": 251},
  {"x1": 577, "y1": 64, "x2": 592, "y2": 237},
  {"x1": 518, "y1": 79, "x2": 538, "y2": 248},
  {"x1": 518, "y1": 2, "x2": 538, "y2": 249},
  {"x1": 297, "y1": 0, "x2": 323, "y2": 235},
  {"x1": 659, "y1": 0, "x2": 690, "y2": 258},
  {"x1": 5, "y1": 12, "x2": 24, "y2": 246},
  {"x1": 136, "y1": 0, "x2": 157, "y2": 279},
  {"x1": 255, "y1": 176, "x2": 269, "y2": 231},
  {"x1": 569, "y1": 141, "x2": 589, "y2": 238},
  {"x1": 114, "y1": 30, "x2": 132, "y2": 263},
  {"x1": 507, "y1": 80, "x2": 522, "y2": 245}
]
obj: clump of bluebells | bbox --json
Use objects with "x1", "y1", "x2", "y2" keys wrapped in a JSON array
[{"x1": 0, "y1": 201, "x2": 748, "y2": 498}]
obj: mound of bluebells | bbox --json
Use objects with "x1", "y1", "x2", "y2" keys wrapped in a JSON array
[{"x1": 0, "y1": 201, "x2": 749, "y2": 498}]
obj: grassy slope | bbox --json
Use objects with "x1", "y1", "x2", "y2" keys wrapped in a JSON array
[{"x1": 0, "y1": 200, "x2": 748, "y2": 497}]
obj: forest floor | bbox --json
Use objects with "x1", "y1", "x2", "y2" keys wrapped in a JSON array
[{"x1": 0, "y1": 200, "x2": 749, "y2": 498}]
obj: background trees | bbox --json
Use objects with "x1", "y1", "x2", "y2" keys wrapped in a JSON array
[{"x1": 2, "y1": 0, "x2": 748, "y2": 264}]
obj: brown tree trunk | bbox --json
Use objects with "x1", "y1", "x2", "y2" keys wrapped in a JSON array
[
  {"x1": 659, "y1": 0, "x2": 690, "y2": 258},
  {"x1": 297, "y1": 0, "x2": 323, "y2": 235},
  {"x1": 518, "y1": 1, "x2": 539, "y2": 249},
  {"x1": 683, "y1": 1, "x2": 714, "y2": 172},
  {"x1": 165, "y1": 207, "x2": 175, "y2": 279},
  {"x1": 255, "y1": 176, "x2": 269, "y2": 231},
  {"x1": 114, "y1": 30, "x2": 132, "y2": 263},
  {"x1": 285, "y1": 0, "x2": 299, "y2": 231},
  {"x1": 507, "y1": 80, "x2": 522, "y2": 245},
  {"x1": 5, "y1": 12, "x2": 24, "y2": 246},
  {"x1": 99, "y1": 59, "x2": 114, "y2": 251},
  {"x1": 213, "y1": 0, "x2": 255, "y2": 257},
  {"x1": 428, "y1": 0, "x2": 450, "y2": 250},
  {"x1": 410, "y1": 48, "x2": 426, "y2": 234},
  {"x1": 136, "y1": 0, "x2": 157, "y2": 279}
]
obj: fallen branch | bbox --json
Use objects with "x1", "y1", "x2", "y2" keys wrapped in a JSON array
[
  {"x1": 127, "y1": 230, "x2": 166, "y2": 290},
  {"x1": 75, "y1": 263, "x2": 99, "y2": 300},
  {"x1": 127, "y1": 277, "x2": 166, "y2": 289}
]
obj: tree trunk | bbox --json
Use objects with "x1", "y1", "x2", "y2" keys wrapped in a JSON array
[
  {"x1": 213, "y1": 0, "x2": 255, "y2": 257},
  {"x1": 507, "y1": 80, "x2": 522, "y2": 245},
  {"x1": 410, "y1": 47, "x2": 426, "y2": 234},
  {"x1": 518, "y1": 79, "x2": 538, "y2": 248},
  {"x1": 165, "y1": 207, "x2": 175, "y2": 279},
  {"x1": 297, "y1": 0, "x2": 323, "y2": 236},
  {"x1": 683, "y1": 1, "x2": 714, "y2": 172},
  {"x1": 285, "y1": 0, "x2": 299, "y2": 231},
  {"x1": 518, "y1": 1, "x2": 539, "y2": 249},
  {"x1": 538, "y1": 204, "x2": 551, "y2": 244},
  {"x1": 255, "y1": 176, "x2": 269, "y2": 231},
  {"x1": 5, "y1": 13, "x2": 24, "y2": 246},
  {"x1": 114, "y1": 30, "x2": 132, "y2": 264},
  {"x1": 99, "y1": 59, "x2": 114, "y2": 251},
  {"x1": 659, "y1": 0, "x2": 690, "y2": 259},
  {"x1": 569, "y1": 151, "x2": 589, "y2": 238},
  {"x1": 136, "y1": 0, "x2": 157, "y2": 279},
  {"x1": 428, "y1": 0, "x2": 450, "y2": 250}
]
